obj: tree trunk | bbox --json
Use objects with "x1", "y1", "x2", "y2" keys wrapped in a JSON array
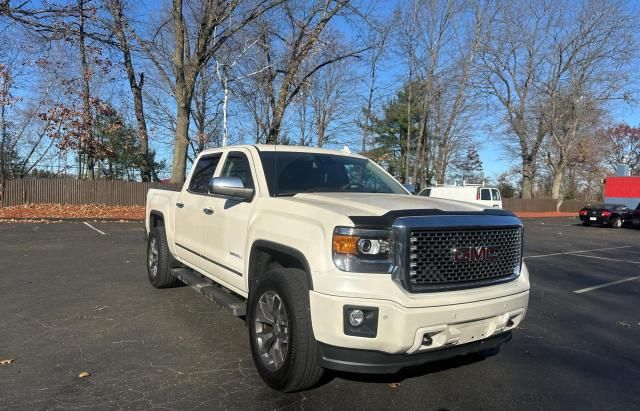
[
  {"x1": 521, "y1": 157, "x2": 535, "y2": 199},
  {"x1": 435, "y1": 142, "x2": 447, "y2": 183},
  {"x1": 170, "y1": 0, "x2": 188, "y2": 183},
  {"x1": 222, "y1": 75, "x2": 229, "y2": 146},
  {"x1": 267, "y1": 99, "x2": 286, "y2": 144},
  {"x1": 404, "y1": 77, "x2": 412, "y2": 184},
  {"x1": 317, "y1": 116, "x2": 326, "y2": 148},
  {"x1": 78, "y1": 0, "x2": 94, "y2": 180},
  {"x1": 551, "y1": 166, "x2": 564, "y2": 200},
  {"x1": 412, "y1": 99, "x2": 427, "y2": 185},
  {"x1": 110, "y1": 0, "x2": 151, "y2": 181},
  {"x1": 171, "y1": 104, "x2": 190, "y2": 183}
]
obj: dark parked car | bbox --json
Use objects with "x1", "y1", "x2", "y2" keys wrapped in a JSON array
[
  {"x1": 632, "y1": 203, "x2": 640, "y2": 227},
  {"x1": 579, "y1": 203, "x2": 633, "y2": 228}
]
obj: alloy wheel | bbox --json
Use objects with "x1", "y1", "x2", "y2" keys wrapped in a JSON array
[
  {"x1": 148, "y1": 237, "x2": 159, "y2": 278},
  {"x1": 254, "y1": 291, "x2": 289, "y2": 371}
]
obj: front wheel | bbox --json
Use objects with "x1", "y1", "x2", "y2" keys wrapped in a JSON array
[{"x1": 248, "y1": 268, "x2": 323, "y2": 392}]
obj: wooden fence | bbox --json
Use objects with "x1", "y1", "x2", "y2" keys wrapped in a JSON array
[
  {"x1": 0, "y1": 178, "x2": 594, "y2": 212},
  {"x1": 502, "y1": 198, "x2": 591, "y2": 213},
  {"x1": 0, "y1": 179, "x2": 182, "y2": 207}
]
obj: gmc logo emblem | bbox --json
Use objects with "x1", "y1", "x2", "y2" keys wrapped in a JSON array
[{"x1": 452, "y1": 246, "x2": 498, "y2": 263}]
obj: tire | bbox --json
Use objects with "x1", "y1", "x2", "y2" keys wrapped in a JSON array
[
  {"x1": 248, "y1": 268, "x2": 323, "y2": 392},
  {"x1": 611, "y1": 216, "x2": 623, "y2": 229},
  {"x1": 582, "y1": 221, "x2": 591, "y2": 226},
  {"x1": 146, "y1": 227, "x2": 178, "y2": 288}
]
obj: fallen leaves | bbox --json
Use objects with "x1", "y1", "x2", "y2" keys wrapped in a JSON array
[
  {"x1": 0, "y1": 359, "x2": 14, "y2": 365},
  {"x1": 617, "y1": 321, "x2": 630, "y2": 328},
  {"x1": 0, "y1": 203, "x2": 144, "y2": 220},
  {"x1": 388, "y1": 382, "x2": 401, "y2": 389},
  {"x1": 78, "y1": 371, "x2": 91, "y2": 378}
]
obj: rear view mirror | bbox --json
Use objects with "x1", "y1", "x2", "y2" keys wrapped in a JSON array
[{"x1": 209, "y1": 177, "x2": 254, "y2": 201}]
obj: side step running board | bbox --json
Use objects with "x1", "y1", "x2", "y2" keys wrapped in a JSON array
[{"x1": 171, "y1": 268, "x2": 247, "y2": 317}]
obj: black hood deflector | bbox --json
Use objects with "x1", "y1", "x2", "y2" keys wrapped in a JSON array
[{"x1": 348, "y1": 208, "x2": 517, "y2": 228}]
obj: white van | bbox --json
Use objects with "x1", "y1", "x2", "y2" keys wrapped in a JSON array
[{"x1": 418, "y1": 182, "x2": 503, "y2": 208}]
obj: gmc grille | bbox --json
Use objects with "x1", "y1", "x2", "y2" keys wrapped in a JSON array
[{"x1": 407, "y1": 227, "x2": 522, "y2": 291}]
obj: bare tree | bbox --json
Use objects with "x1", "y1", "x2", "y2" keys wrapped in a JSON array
[
  {"x1": 310, "y1": 54, "x2": 356, "y2": 148},
  {"x1": 541, "y1": 1, "x2": 635, "y2": 199},
  {"x1": 133, "y1": 0, "x2": 283, "y2": 182},
  {"x1": 400, "y1": 0, "x2": 484, "y2": 187},
  {"x1": 360, "y1": 14, "x2": 393, "y2": 153},
  {"x1": 258, "y1": 0, "x2": 363, "y2": 144},
  {"x1": 105, "y1": 0, "x2": 153, "y2": 181},
  {"x1": 479, "y1": 1, "x2": 635, "y2": 199}
]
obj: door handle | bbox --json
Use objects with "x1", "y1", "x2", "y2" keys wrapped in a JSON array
[
  {"x1": 203, "y1": 207, "x2": 214, "y2": 215},
  {"x1": 176, "y1": 202, "x2": 184, "y2": 208}
]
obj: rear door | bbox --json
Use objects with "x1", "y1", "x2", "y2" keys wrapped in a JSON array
[
  {"x1": 174, "y1": 153, "x2": 223, "y2": 265},
  {"x1": 478, "y1": 188, "x2": 492, "y2": 207},
  {"x1": 491, "y1": 189, "x2": 502, "y2": 208}
]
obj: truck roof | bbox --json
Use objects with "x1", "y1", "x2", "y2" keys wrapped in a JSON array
[{"x1": 199, "y1": 144, "x2": 367, "y2": 159}]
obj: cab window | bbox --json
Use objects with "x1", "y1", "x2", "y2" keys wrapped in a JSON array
[
  {"x1": 480, "y1": 188, "x2": 491, "y2": 201},
  {"x1": 491, "y1": 189, "x2": 501, "y2": 201},
  {"x1": 188, "y1": 154, "x2": 222, "y2": 194},
  {"x1": 420, "y1": 188, "x2": 431, "y2": 197},
  {"x1": 220, "y1": 152, "x2": 255, "y2": 189}
]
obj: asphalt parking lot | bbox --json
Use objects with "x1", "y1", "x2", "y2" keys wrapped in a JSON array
[{"x1": 1, "y1": 218, "x2": 639, "y2": 410}]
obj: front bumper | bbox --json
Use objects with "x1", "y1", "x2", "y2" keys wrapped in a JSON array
[
  {"x1": 309, "y1": 288, "x2": 529, "y2": 372},
  {"x1": 318, "y1": 331, "x2": 511, "y2": 374}
]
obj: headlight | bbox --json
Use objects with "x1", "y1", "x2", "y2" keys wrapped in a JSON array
[{"x1": 332, "y1": 227, "x2": 394, "y2": 273}]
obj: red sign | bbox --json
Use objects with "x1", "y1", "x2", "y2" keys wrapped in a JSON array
[{"x1": 604, "y1": 176, "x2": 640, "y2": 198}]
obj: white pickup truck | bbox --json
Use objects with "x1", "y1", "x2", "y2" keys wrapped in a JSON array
[{"x1": 145, "y1": 145, "x2": 529, "y2": 392}]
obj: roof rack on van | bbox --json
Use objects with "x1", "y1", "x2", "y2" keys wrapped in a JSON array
[{"x1": 433, "y1": 180, "x2": 485, "y2": 187}]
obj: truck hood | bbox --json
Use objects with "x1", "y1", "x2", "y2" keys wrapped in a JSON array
[{"x1": 280, "y1": 192, "x2": 490, "y2": 218}]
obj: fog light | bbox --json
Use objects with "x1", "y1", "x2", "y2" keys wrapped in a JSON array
[
  {"x1": 348, "y1": 309, "x2": 365, "y2": 327},
  {"x1": 343, "y1": 306, "x2": 378, "y2": 338}
]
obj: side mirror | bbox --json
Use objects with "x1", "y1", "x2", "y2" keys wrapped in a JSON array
[{"x1": 209, "y1": 177, "x2": 254, "y2": 201}]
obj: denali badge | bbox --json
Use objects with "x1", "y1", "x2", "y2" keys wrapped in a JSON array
[{"x1": 451, "y1": 246, "x2": 498, "y2": 263}]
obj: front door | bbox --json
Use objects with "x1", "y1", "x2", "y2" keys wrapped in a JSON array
[{"x1": 200, "y1": 149, "x2": 257, "y2": 293}]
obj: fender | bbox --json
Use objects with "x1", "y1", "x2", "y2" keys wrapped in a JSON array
[{"x1": 249, "y1": 240, "x2": 313, "y2": 290}]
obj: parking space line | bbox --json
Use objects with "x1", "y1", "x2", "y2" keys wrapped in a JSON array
[
  {"x1": 524, "y1": 245, "x2": 632, "y2": 259},
  {"x1": 573, "y1": 275, "x2": 640, "y2": 294},
  {"x1": 83, "y1": 222, "x2": 106, "y2": 236},
  {"x1": 569, "y1": 254, "x2": 640, "y2": 265}
]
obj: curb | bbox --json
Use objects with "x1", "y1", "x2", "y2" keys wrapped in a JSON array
[{"x1": 0, "y1": 217, "x2": 143, "y2": 222}]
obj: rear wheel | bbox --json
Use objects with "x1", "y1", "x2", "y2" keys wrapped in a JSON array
[
  {"x1": 248, "y1": 268, "x2": 323, "y2": 392},
  {"x1": 147, "y1": 227, "x2": 178, "y2": 288},
  {"x1": 611, "y1": 216, "x2": 623, "y2": 229},
  {"x1": 582, "y1": 221, "x2": 591, "y2": 226}
]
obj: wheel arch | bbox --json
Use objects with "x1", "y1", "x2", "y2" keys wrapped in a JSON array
[
  {"x1": 248, "y1": 240, "x2": 313, "y2": 291},
  {"x1": 149, "y1": 210, "x2": 165, "y2": 229}
]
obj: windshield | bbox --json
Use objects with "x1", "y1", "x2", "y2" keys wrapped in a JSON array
[{"x1": 258, "y1": 151, "x2": 408, "y2": 196}]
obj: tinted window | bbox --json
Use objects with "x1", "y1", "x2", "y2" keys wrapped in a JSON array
[
  {"x1": 258, "y1": 152, "x2": 407, "y2": 196},
  {"x1": 481, "y1": 189, "x2": 491, "y2": 201},
  {"x1": 491, "y1": 189, "x2": 501, "y2": 201},
  {"x1": 221, "y1": 152, "x2": 254, "y2": 189},
  {"x1": 419, "y1": 188, "x2": 431, "y2": 197},
  {"x1": 188, "y1": 154, "x2": 221, "y2": 194}
]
